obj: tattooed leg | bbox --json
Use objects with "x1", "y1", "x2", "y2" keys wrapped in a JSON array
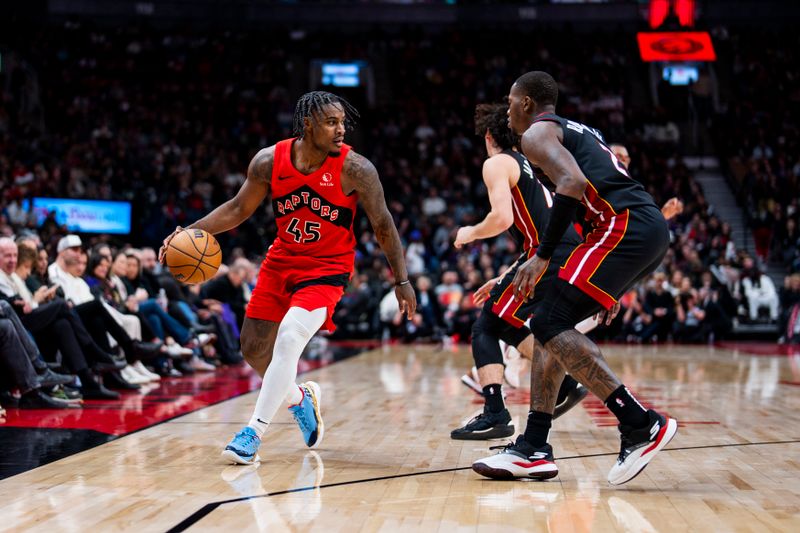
[
  {"x1": 543, "y1": 329, "x2": 621, "y2": 401},
  {"x1": 240, "y1": 317, "x2": 279, "y2": 377},
  {"x1": 530, "y1": 339, "x2": 566, "y2": 414}
]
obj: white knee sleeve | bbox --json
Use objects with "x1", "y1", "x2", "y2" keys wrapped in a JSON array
[{"x1": 248, "y1": 307, "x2": 326, "y2": 435}]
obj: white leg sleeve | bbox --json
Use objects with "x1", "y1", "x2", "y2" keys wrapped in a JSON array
[{"x1": 247, "y1": 307, "x2": 326, "y2": 437}]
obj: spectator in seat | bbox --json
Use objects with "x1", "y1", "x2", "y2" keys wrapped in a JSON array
[
  {"x1": 48, "y1": 236, "x2": 161, "y2": 388},
  {"x1": 123, "y1": 252, "x2": 195, "y2": 347},
  {"x1": 435, "y1": 270, "x2": 463, "y2": 330},
  {"x1": 200, "y1": 263, "x2": 249, "y2": 329},
  {"x1": 26, "y1": 247, "x2": 52, "y2": 293},
  {"x1": 640, "y1": 273, "x2": 675, "y2": 343},
  {"x1": 414, "y1": 275, "x2": 444, "y2": 339},
  {"x1": 779, "y1": 274, "x2": 800, "y2": 343},
  {"x1": 0, "y1": 238, "x2": 121, "y2": 399},
  {"x1": 0, "y1": 299, "x2": 75, "y2": 406},
  {"x1": 0, "y1": 312, "x2": 75, "y2": 409},
  {"x1": 673, "y1": 291, "x2": 708, "y2": 343},
  {"x1": 740, "y1": 257, "x2": 779, "y2": 322}
]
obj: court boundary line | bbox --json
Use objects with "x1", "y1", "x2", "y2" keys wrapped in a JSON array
[
  {"x1": 1, "y1": 345, "x2": 374, "y2": 481},
  {"x1": 166, "y1": 438, "x2": 800, "y2": 532}
]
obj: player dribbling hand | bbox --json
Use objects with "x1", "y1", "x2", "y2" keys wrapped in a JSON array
[{"x1": 158, "y1": 226, "x2": 184, "y2": 264}]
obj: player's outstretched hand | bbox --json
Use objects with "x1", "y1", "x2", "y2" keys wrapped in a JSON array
[
  {"x1": 512, "y1": 255, "x2": 548, "y2": 302},
  {"x1": 453, "y1": 226, "x2": 474, "y2": 249},
  {"x1": 661, "y1": 197, "x2": 684, "y2": 221},
  {"x1": 158, "y1": 226, "x2": 184, "y2": 265},
  {"x1": 473, "y1": 277, "x2": 499, "y2": 307},
  {"x1": 594, "y1": 302, "x2": 621, "y2": 326},
  {"x1": 395, "y1": 283, "x2": 417, "y2": 320}
]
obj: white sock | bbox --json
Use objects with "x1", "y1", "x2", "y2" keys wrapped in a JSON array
[
  {"x1": 248, "y1": 417, "x2": 269, "y2": 438},
  {"x1": 246, "y1": 306, "x2": 326, "y2": 438},
  {"x1": 286, "y1": 383, "x2": 304, "y2": 406}
]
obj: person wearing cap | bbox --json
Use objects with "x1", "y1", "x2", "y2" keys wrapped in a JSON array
[
  {"x1": 48, "y1": 236, "x2": 163, "y2": 389},
  {"x1": 0, "y1": 237, "x2": 121, "y2": 400}
]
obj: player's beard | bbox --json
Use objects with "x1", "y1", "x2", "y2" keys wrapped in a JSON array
[{"x1": 311, "y1": 136, "x2": 340, "y2": 157}]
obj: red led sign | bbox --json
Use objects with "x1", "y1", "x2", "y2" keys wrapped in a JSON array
[{"x1": 637, "y1": 32, "x2": 716, "y2": 62}]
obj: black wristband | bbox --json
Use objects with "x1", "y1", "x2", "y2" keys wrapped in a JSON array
[
  {"x1": 395, "y1": 280, "x2": 411, "y2": 287},
  {"x1": 535, "y1": 193, "x2": 581, "y2": 260}
]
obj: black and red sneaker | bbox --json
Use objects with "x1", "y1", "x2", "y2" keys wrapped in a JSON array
[{"x1": 607, "y1": 409, "x2": 678, "y2": 485}]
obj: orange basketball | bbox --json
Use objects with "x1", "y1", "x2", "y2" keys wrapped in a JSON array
[{"x1": 165, "y1": 229, "x2": 222, "y2": 284}]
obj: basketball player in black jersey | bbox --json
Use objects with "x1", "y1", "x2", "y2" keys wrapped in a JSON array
[
  {"x1": 449, "y1": 104, "x2": 590, "y2": 446},
  {"x1": 610, "y1": 143, "x2": 684, "y2": 221},
  {"x1": 473, "y1": 72, "x2": 677, "y2": 485},
  {"x1": 453, "y1": 124, "x2": 683, "y2": 446}
]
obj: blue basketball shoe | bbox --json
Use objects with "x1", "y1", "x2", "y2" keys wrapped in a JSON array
[
  {"x1": 221, "y1": 426, "x2": 261, "y2": 465},
  {"x1": 289, "y1": 381, "x2": 324, "y2": 448}
]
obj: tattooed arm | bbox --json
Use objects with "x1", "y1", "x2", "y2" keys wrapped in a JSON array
[
  {"x1": 343, "y1": 150, "x2": 416, "y2": 318},
  {"x1": 159, "y1": 147, "x2": 274, "y2": 263}
]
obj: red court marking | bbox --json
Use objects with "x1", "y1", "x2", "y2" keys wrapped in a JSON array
[
  {"x1": 3, "y1": 366, "x2": 261, "y2": 436},
  {"x1": 716, "y1": 342, "x2": 796, "y2": 357},
  {"x1": 779, "y1": 381, "x2": 800, "y2": 387},
  {"x1": 596, "y1": 421, "x2": 719, "y2": 427}
]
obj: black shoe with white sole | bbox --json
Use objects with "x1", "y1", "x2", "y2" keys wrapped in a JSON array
[
  {"x1": 553, "y1": 381, "x2": 589, "y2": 419},
  {"x1": 451, "y1": 406, "x2": 514, "y2": 440}
]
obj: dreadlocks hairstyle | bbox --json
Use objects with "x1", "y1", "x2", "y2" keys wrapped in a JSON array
[
  {"x1": 474, "y1": 103, "x2": 519, "y2": 151},
  {"x1": 514, "y1": 71, "x2": 558, "y2": 107},
  {"x1": 292, "y1": 91, "x2": 360, "y2": 139}
]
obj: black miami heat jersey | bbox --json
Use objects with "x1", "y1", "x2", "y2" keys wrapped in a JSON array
[
  {"x1": 531, "y1": 113, "x2": 658, "y2": 225},
  {"x1": 503, "y1": 149, "x2": 581, "y2": 257}
]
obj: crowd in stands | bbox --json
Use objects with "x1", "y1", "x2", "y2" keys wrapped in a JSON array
[
  {"x1": 0, "y1": 232, "x2": 248, "y2": 409},
  {"x1": 1, "y1": 21, "x2": 799, "y2": 413},
  {"x1": 711, "y1": 30, "x2": 800, "y2": 276},
  {"x1": 706, "y1": 29, "x2": 800, "y2": 342}
]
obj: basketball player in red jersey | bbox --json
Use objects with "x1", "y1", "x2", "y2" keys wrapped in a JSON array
[
  {"x1": 159, "y1": 91, "x2": 416, "y2": 464},
  {"x1": 473, "y1": 72, "x2": 677, "y2": 485}
]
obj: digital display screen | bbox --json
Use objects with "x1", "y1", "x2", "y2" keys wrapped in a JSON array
[
  {"x1": 320, "y1": 62, "x2": 361, "y2": 87},
  {"x1": 662, "y1": 65, "x2": 699, "y2": 86},
  {"x1": 22, "y1": 198, "x2": 132, "y2": 234}
]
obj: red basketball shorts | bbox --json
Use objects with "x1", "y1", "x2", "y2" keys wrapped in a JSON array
[{"x1": 245, "y1": 255, "x2": 350, "y2": 332}]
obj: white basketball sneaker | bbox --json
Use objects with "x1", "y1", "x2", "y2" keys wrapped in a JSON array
[
  {"x1": 607, "y1": 409, "x2": 677, "y2": 485},
  {"x1": 472, "y1": 436, "x2": 559, "y2": 480}
]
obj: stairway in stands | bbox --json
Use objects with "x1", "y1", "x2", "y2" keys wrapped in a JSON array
[{"x1": 689, "y1": 157, "x2": 781, "y2": 337}]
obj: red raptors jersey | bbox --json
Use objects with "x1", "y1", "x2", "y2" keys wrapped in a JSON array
[{"x1": 268, "y1": 138, "x2": 358, "y2": 275}]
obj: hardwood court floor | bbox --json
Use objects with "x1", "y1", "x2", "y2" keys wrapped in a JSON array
[{"x1": 2, "y1": 344, "x2": 800, "y2": 532}]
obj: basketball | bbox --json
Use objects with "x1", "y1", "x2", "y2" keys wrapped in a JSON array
[{"x1": 165, "y1": 228, "x2": 222, "y2": 284}]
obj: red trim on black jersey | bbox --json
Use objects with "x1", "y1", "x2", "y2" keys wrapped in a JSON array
[
  {"x1": 511, "y1": 186, "x2": 540, "y2": 255},
  {"x1": 558, "y1": 210, "x2": 630, "y2": 309}
]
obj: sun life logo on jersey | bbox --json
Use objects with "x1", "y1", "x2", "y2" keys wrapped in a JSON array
[{"x1": 320, "y1": 172, "x2": 334, "y2": 187}]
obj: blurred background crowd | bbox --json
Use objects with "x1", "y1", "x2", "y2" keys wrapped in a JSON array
[{"x1": 1, "y1": 9, "x2": 799, "y2": 410}]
